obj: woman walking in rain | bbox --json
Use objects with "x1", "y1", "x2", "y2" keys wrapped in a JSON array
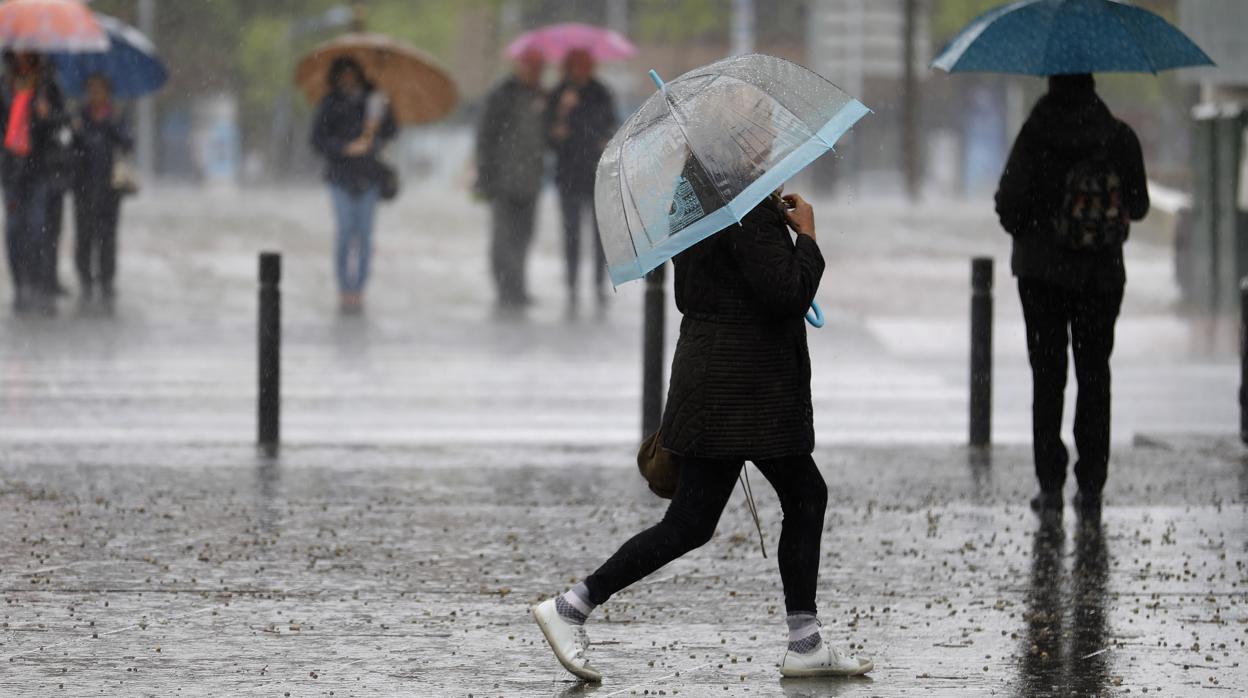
[
  {"x1": 310, "y1": 56, "x2": 396, "y2": 314},
  {"x1": 1, "y1": 51, "x2": 65, "y2": 315},
  {"x1": 533, "y1": 171, "x2": 873, "y2": 683},
  {"x1": 72, "y1": 74, "x2": 132, "y2": 308}
]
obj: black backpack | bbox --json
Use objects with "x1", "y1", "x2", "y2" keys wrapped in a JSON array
[{"x1": 1052, "y1": 150, "x2": 1128, "y2": 251}]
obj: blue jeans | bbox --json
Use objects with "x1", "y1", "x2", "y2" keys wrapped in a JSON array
[
  {"x1": 4, "y1": 176, "x2": 49, "y2": 297},
  {"x1": 329, "y1": 184, "x2": 378, "y2": 294}
]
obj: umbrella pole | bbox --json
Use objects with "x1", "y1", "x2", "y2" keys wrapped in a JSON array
[{"x1": 642, "y1": 264, "x2": 667, "y2": 438}]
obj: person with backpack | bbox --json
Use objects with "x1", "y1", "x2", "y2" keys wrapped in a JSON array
[{"x1": 995, "y1": 73, "x2": 1149, "y2": 517}]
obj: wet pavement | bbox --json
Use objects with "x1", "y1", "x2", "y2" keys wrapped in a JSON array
[
  {"x1": 1, "y1": 440, "x2": 1245, "y2": 696},
  {"x1": 0, "y1": 185, "x2": 1244, "y2": 695},
  {"x1": 0, "y1": 186, "x2": 1238, "y2": 448}
]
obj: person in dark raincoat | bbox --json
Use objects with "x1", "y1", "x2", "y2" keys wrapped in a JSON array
[
  {"x1": 546, "y1": 48, "x2": 616, "y2": 314},
  {"x1": 72, "y1": 74, "x2": 133, "y2": 306},
  {"x1": 532, "y1": 180, "x2": 873, "y2": 682},
  {"x1": 310, "y1": 56, "x2": 397, "y2": 314},
  {"x1": 995, "y1": 74, "x2": 1149, "y2": 516},
  {"x1": 476, "y1": 48, "x2": 546, "y2": 312},
  {"x1": 1, "y1": 51, "x2": 66, "y2": 315}
]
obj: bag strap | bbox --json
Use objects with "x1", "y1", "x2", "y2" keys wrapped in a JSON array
[{"x1": 739, "y1": 467, "x2": 767, "y2": 559}]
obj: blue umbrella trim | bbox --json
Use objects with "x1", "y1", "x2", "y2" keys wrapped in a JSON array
[{"x1": 607, "y1": 98, "x2": 870, "y2": 287}]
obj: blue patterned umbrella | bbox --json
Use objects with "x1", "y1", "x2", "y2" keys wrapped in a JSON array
[
  {"x1": 51, "y1": 14, "x2": 167, "y2": 99},
  {"x1": 932, "y1": 0, "x2": 1214, "y2": 75}
]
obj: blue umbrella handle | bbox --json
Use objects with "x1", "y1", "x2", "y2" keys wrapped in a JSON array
[{"x1": 805, "y1": 301, "x2": 825, "y2": 329}]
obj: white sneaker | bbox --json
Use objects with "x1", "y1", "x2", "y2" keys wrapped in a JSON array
[
  {"x1": 780, "y1": 642, "x2": 874, "y2": 677},
  {"x1": 533, "y1": 598, "x2": 602, "y2": 682}
]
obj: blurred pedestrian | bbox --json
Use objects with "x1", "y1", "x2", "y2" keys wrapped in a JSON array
[
  {"x1": 40, "y1": 60, "x2": 76, "y2": 300},
  {"x1": 1, "y1": 51, "x2": 65, "y2": 315},
  {"x1": 310, "y1": 56, "x2": 397, "y2": 314},
  {"x1": 476, "y1": 48, "x2": 546, "y2": 312},
  {"x1": 547, "y1": 48, "x2": 616, "y2": 314},
  {"x1": 533, "y1": 189, "x2": 873, "y2": 682},
  {"x1": 995, "y1": 74, "x2": 1149, "y2": 517},
  {"x1": 72, "y1": 74, "x2": 132, "y2": 307}
]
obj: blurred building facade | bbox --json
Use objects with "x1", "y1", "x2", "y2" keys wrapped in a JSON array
[{"x1": 1178, "y1": 0, "x2": 1248, "y2": 313}]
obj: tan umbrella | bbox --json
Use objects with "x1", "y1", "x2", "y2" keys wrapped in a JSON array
[{"x1": 295, "y1": 33, "x2": 457, "y2": 125}]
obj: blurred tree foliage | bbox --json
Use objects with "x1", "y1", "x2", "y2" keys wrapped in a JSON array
[{"x1": 631, "y1": 0, "x2": 728, "y2": 43}]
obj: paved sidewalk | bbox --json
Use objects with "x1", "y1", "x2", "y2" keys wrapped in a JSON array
[
  {"x1": 1, "y1": 186, "x2": 1242, "y2": 695},
  {"x1": 1, "y1": 440, "x2": 1244, "y2": 696},
  {"x1": 0, "y1": 186, "x2": 1238, "y2": 449}
]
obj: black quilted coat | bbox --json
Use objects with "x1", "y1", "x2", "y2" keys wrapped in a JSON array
[{"x1": 659, "y1": 197, "x2": 825, "y2": 460}]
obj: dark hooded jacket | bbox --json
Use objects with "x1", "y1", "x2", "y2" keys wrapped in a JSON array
[
  {"x1": 546, "y1": 78, "x2": 616, "y2": 191},
  {"x1": 310, "y1": 86, "x2": 398, "y2": 194},
  {"x1": 995, "y1": 78, "x2": 1149, "y2": 293},
  {"x1": 660, "y1": 194, "x2": 825, "y2": 461}
]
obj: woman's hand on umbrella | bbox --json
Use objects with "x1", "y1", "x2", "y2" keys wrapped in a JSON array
[{"x1": 782, "y1": 193, "x2": 815, "y2": 240}]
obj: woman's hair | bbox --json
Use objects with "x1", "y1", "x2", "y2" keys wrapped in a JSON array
[{"x1": 327, "y1": 56, "x2": 370, "y2": 93}]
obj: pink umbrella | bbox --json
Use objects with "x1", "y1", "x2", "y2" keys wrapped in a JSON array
[
  {"x1": 0, "y1": 0, "x2": 107, "y2": 53},
  {"x1": 505, "y1": 22, "x2": 636, "y2": 63}
]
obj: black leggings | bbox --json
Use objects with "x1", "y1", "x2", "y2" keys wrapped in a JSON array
[{"x1": 583, "y1": 454, "x2": 828, "y2": 614}]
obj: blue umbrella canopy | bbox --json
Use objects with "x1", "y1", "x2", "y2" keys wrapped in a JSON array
[
  {"x1": 932, "y1": 0, "x2": 1214, "y2": 75},
  {"x1": 51, "y1": 14, "x2": 167, "y2": 99}
]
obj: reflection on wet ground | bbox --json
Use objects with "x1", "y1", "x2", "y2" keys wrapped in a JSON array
[
  {"x1": 0, "y1": 441, "x2": 1243, "y2": 695},
  {"x1": 1021, "y1": 516, "x2": 1112, "y2": 697}
]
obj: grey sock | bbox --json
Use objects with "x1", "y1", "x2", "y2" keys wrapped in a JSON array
[
  {"x1": 786, "y1": 612, "x2": 822, "y2": 654},
  {"x1": 556, "y1": 582, "x2": 595, "y2": 626}
]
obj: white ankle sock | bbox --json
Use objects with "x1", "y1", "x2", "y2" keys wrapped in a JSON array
[
  {"x1": 556, "y1": 582, "x2": 595, "y2": 626},
  {"x1": 786, "y1": 612, "x2": 822, "y2": 653}
]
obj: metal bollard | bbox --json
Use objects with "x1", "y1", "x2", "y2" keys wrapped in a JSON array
[
  {"x1": 1241, "y1": 278, "x2": 1248, "y2": 445},
  {"x1": 641, "y1": 264, "x2": 667, "y2": 439},
  {"x1": 258, "y1": 252, "x2": 282, "y2": 455},
  {"x1": 969, "y1": 257, "x2": 993, "y2": 447}
]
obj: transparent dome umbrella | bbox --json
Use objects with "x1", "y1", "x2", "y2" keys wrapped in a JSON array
[{"x1": 594, "y1": 53, "x2": 869, "y2": 327}]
